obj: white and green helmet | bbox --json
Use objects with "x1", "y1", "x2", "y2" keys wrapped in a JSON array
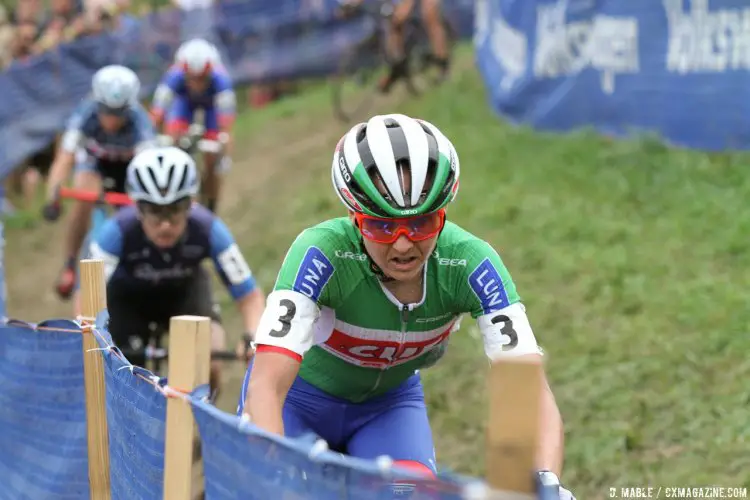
[{"x1": 331, "y1": 114, "x2": 460, "y2": 218}]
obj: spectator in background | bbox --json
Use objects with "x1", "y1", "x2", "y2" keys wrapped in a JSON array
[
  {"x1": 5, "y1": 0, "x2": 48, "y2": 63},
  {"x1": 2, "y1": 0, "x2": 129, "y2": 216},
  {"x1": 10, "y1": 0, "x2": 49, "y2": 33},
  {"x1": 34, "y1": 0, "x2": 86, "y2": 51},
  {"x1": 9, "y1": 20, "x2": 41, "y2": 63},
  {"x1": 82, "y1": 0, "x2": 127, "y2": 35}
]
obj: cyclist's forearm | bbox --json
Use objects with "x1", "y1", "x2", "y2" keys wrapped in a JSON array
[
  {"x1": 246, "y1": 385, "x2": 285, "y2": 435},
  {"x1": 151, "y1": 84, "x2": 174, "y2": 114},
  {"x1": 218, "y1": 115, "x2": 234, "y2": 137},
  {"x1": 537, "y1": 374, "x2": 564, "y2": 475},
  {"x1": 245, "y1": 351, "x2": 299, "y2": 435},
  {"x1": 236, "y1": 287, "x2": 265, "y2": 334},
  {"x1": 47, "y1": 152, "x2": 75, "y2": 199}
]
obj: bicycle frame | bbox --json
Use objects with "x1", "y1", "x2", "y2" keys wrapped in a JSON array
[{"x1": 155, "y1": 122, "x2": 226, "y2": 156}]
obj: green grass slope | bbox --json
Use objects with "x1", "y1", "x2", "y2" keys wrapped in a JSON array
[{"x1": 219, "y1": 55, "x2": 750, "y2": 494}]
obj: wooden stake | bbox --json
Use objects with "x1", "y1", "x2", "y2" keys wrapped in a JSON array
[
  {"x1": 485, "y1": 357, "x2": 543, "y2": 495},
  {"x1": 79, "y1": 259, "x2": 112, "y2": 499},
  {"x1": 163, "y1": 316, "x2": 211, "y2": 500}
]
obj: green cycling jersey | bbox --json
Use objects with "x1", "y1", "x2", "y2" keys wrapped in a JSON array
[{"x1": 254, "y1": 217, "x2": 542, "y2": 403}]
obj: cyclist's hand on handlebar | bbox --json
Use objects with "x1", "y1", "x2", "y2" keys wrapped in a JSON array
[
  {"x1": 535, "y1": 471, "x2": 575, "y2": 500},
  {"x1": 42, "y1": 202, "x2": 62, "y2": 222},
  {"x1": 235, "y1": 332, "x2": 256, "y2": 363},
  {"x1": 42, "y1": 187, "x2": 62, "y2": 222}
]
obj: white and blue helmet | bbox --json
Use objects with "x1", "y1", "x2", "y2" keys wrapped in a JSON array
[
  {"x1": 126, "y1": 147, "x2": 199, "y2": 205},
  {"x1": 92, "y1": 65, "x2": 141, "y2": 110}
]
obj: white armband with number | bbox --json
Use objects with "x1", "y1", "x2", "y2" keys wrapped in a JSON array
[
  {"x1": 61, "y1": 129, "x2": 83, "y2": 153},
  {"x1": 216, "y1": 243, "x2": 253, "y2": 285},
  {"x1": 254, "y1": 290, "x2": 320, "y2": 358},
  {"x1": 477, "y1": 302, "x2": 542, "y2": 360}
]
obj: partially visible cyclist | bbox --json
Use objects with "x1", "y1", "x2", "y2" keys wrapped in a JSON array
[
  {"x1": 149, "y1": 38, "x2": 236, "y2": 214},
  {"x1": 383, "y1": 0, "x2": 450, "y2": 91},
  {"x1": 89, "y1": 146, "x2": 265, "y2": 399},
  {"x1": 42, "y1": 64, "x2": 155, "y2": 301},
  {"x1": 338, "y1": 0, "x2": 450, "y2": 92}
]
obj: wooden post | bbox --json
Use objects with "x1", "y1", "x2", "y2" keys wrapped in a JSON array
[
  {"x1": 79, "y1": 259, "x2": 112, "y2": 499},
  {"x1": 485, "y1": 357, "x2": 543, "y2": 495},
  {"x1": 163, "y1": 316, "x2": 211, "y2": 500}
]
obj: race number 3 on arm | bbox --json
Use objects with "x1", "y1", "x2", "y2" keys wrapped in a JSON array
[
  {"x1": 241, "y1": 230, "x2": 325, "y2": 435},
  {"x1": 460, "y1": 239, "x2": 565, "y2": 476}
]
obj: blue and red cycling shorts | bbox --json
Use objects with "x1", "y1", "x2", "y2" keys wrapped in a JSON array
[{"x1": 238, "y1": 366, "x2": 437, "y2": 477}]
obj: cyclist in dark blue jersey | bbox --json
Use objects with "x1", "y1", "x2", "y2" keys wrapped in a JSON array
[
  {"x1": 43, "y1": 64, "x2": 156, "y2": 300},
  {"x1": 89, "y1": 146, "x2": 265, "y2": 397}
]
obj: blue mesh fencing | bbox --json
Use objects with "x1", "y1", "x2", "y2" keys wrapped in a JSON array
[
  {"x1": 0, "y1": 319, "x2": 89, "y2": 500},
  {"x1": 104, "y1": 358, "x2": 166, "y2": 499},
  {"x1": 192, "y1": 396, "x2": 481, "y2": 500},
  {"x1": 0, "y1": 318, "x2": 494, "y2": 499}
]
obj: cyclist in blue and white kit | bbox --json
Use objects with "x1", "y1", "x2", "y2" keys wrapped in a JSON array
[
  {"x1": 150, "y1": 38, "x2": 236, "y2": 214},
  {"x1": 43, "y1": 65, "x2": 155, "y2": 300},
  {"x1": 89, "y1": 146, "x2": 265, "y2": 396}
]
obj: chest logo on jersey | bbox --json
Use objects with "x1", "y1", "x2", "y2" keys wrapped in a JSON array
[
  {"x1": 133, "y1": 263, "x2": 194, "y2": 283},
  {"x1": 83, "y1": 138, "x2": 134, "y2": 162},
  {"x1": 322, "y1": 326, "x2": 452, "y2": 368},
  {"x1": 432, "y1": 251, "x2": 466, "y2": 266},
  {"x1": 469, "y1": 258, "x2": 510, "y2": 314},
  {"x1": 334, "y1": 250, "x2": 367, "y2": 261},
  {"x1": 293, "y1": 246, "x2": 334, "y2": 301}
]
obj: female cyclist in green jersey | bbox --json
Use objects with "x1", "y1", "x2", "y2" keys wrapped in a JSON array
[{"x1": 239, "y1": 113, "x2": 574, "y2": 499}]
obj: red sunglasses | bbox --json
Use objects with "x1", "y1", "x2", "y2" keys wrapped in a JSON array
[{"x1": 354, "y1": 209, "x2": 446, "y2": 244}]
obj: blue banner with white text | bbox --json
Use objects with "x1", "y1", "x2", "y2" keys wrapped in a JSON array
[{"x1": 475, "y1": 0, "x2": 750, "y2": 150}]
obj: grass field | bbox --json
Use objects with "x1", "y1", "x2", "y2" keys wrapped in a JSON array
[{"x1": 6, "y1": 47, "x2": 750, "y2": 497}]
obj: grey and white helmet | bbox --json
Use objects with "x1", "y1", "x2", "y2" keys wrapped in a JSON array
[
  {"x1": 331, "y1": 114, "x2": 460, "y2": 218},
  {"x1": 126, "y1": 147, "x2": 199, "y2": 205},
  {"x1": 92, "y1": 65, "x2": 141, "y2": 110}
]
